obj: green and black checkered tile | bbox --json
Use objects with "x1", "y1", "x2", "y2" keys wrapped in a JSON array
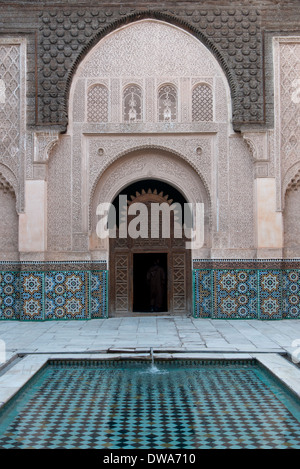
[{"x1": 0, "y1": 360, "x2": 299, "y2": 449}]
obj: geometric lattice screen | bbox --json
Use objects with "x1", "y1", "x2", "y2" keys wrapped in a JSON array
[
  {"x1": 87, "y1": 84, "x2": 109, "y2": 122},
  {"x1": 192, "y1": 84, "x2": 213, "y2": 122}
]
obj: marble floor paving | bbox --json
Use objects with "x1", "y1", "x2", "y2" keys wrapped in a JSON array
[{"x1": 0, "y1": 317, "x2": 299, "y2": 355}]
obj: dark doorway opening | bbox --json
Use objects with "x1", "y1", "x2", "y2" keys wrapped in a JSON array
[{"x1": 133, "y1": 253, "x2": 168, "y2": 312}]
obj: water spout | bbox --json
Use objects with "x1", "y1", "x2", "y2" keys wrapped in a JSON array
[
  {"x1": 150, "y1": 347, "x2": 154, "y2": 366},
  {"x1": 149, "y1": 347, "x2": 165, "y2": 374},
  {"x1": 139, "y1": 348, "x2": 167, "y2": 375}
]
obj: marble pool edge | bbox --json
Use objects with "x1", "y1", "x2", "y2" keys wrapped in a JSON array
[{"x1": 0, "y1": 351, "x2": 300, "y2": 409}]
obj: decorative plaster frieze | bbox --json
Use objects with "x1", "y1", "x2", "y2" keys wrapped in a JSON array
[
  {"x1": 273, "y1": 37, "x2": 300, "y2": 210},
  {"x1": 38, "y1": 10, "x2": 264, "y2": 129}
]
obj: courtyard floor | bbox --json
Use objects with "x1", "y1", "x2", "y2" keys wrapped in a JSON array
[
  {"x1": 1, "y1": 316, "x2": 300, "y2": 355},
  {"x1": 0, "y1": 317, "x2": 300, "y2": 408}
]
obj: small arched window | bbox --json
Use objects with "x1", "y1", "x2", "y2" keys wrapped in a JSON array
[
  {"x1": 192, "y1": 84, "x2": 213, "y2": 122},
  {"x1": 87, "y1": 84, "x2": 109, "y2": 122},
  {"x1": 158, "y1": 84, "x2": 177, "y2": 122},
  {"x1": 123, "y1": 85, "x2": 142, "y2": 122}
]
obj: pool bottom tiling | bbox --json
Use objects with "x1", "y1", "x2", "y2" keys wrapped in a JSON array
[{"x1": 0, "y1": 359, "x2": 300, "y2": 449}]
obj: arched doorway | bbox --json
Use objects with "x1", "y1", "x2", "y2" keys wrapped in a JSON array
[
  {"x1": 90, "y1": 148, "x2": 211, "y2": 317},
  {"x1": 0, "y1": 172, "x2": 18, "y2": 259},
  {"x1": 109, "y1": 180, "x2": 192, "y2": 316},
  {"x1": 284, "y1": 180, "x2": 300, "y2": 258}
]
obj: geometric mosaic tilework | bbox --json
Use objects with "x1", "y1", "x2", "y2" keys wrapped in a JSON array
[
  {"x1": 0, "y1": 268, "x2": 108, "y2": 321},
  {"x1": 0, "y1": 271, "x2": 19, "y2": 320},
  {"x1": 282, "y1": 270, "x2": 300, "y2": 319},
  {"x1": 214, "y1": 270, "x2": 258, "y2": 319},
  {"x1": 1, "y1": 265, "x2": 299, "y2": 321},
  {"x1": 0, "y1": 360, "x2": 299, "y2": 449},
  {"x1": 193, "y1": 268, "x2": 300, "y2": 319},
  {"x1": 258, "y1": 270, "x2": 282, "y2": 320},
  {"x1": 45, "y1": 271, "x2": 89, "y2": 320},
  {"x1": 20, "y1": 272, "x2": 44, "y2": 321},
  {"x1": 90, "y1": 271, "x2": 108, "y2": 319},
  {"x1": 193, "y1": 269, "x2": 212, "y2": 318}
]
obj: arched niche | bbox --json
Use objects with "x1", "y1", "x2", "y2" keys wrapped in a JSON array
[
  {"x1": 0, "y1": 170, "x2": 19, "y2": 258},
  {"x1": 89, "y1": 148, "x2": 211, "y2": 261},
  {"x1": 284, "y1": 183, "x2": 300, "y2": 257},
  {"x1": 68, "y1": 19, "x2": 232, "y2": 127}
]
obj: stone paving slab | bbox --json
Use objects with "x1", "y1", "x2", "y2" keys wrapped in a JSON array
[
  {"x1": 0, "y1": 317, "x2": 300, "y2": 359},
  {"x1": 253, "y1": 353, "x2": 300, "y2": 399},
  {"x1": 1, "y1": 311, "x2": 300, "y2": 422},
  {"x1": 0, "y1": 355, "x2": 49, "y2": 407}
]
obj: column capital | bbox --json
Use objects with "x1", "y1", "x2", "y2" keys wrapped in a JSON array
[{"x1": 34, "y1": 131, "x2": 60, "y2": 164}]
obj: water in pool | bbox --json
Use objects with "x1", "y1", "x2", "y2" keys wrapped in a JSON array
[{"x1": 0, "y1": 359, "x2": 299, "y2": 449}]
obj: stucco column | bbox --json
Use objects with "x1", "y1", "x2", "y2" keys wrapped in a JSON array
[
  {"x1": 19, "y1": 179, "x2": 47, "y2": 255},
  {"x1": 255, "y1": 178, "x2": 283, "y2": 257}
]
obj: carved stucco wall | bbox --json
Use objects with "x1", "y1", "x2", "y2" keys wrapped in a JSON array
[
  {"x1": 0, "y1": 5, "x2": 299, "y2": 258},
  {"x1": 273, "y1": 37, "x2": 300, "y2": 255},
  {"x1": 274, "y1": 38, "x2": 300, "y2": 205},
  {"x1": 0, "y1": 161, "x2": 19, "y2": 259},
  {"x1": 0, "y1": 38, "x2": 26, "y2": 214},
  {"x1": 45, "y1": 19, "x2": 257, "y2": 259},
  {"x1": 89, "y1": 149, "x2": 211, "y2": 257},
  {"x1": 47, "y1": 136, "x2": 72, "y2": 252},
  {"x1": 37, "y1": 7, "x2": 264, "y2": 130},
  {"x1": 284, "y1": 187, "x2": 300, "y2": 257},
  {"x1": 70, "y1": 20, "x2": 231, "y2": 126},
  {"x1": 227, "y1": 136, "x2": 254, "y2": 254}
]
